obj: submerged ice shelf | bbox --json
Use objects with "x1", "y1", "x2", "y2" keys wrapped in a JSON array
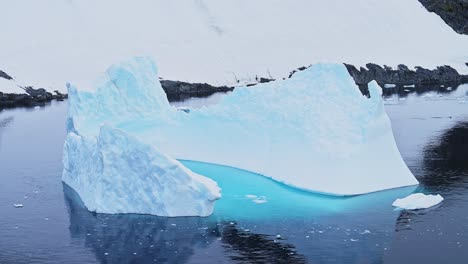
[{"x1": 63, "y1": 57, "x2": 418, "y2": 216}]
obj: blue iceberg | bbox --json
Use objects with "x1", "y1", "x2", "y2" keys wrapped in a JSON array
[{"x1": 63, "y1": 57, "x2": 418, "y2": 216}]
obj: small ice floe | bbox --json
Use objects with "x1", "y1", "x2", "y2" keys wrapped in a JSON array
[
  {"x1": 252, "y1": 198, "x2": 268, "y2": 204},
  {"x1": 392, "y1": 193, "x2": 443, "y2": 210},
  {"x1": 34, "y1": 106, "x2": 40, "y2": 109},
  {"x1": 384, "y1": 84, "x2": 396, "y2": 88},
  {"x1": 404, "y1": 84, "x2": 415, "y2": 88},
  {"x1": 447, "y1": 87, "x2": 453, "y2": 91},
  {"x1": 360, "y1": 230, "x2": 371, "y2": 235},
  {"x1": 350, "y1": 239, "x2": 359, "y2": 242},
  {"x1": 440, "y1": 84, "x2": 445, "y2": 87},
  {"x1": 404, "y1": 89, "x2": 411, "y2": 92},
  {"x1": 13, "y1": 203, "x2": 23, "y2": 208},
  {"x1": 171, "y1": 223, "x2": 177, "y2": 226},
  {"x1": 246, "y1": 194, "x2": 268, "y2": 204}
]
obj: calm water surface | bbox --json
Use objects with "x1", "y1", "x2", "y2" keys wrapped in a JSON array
[{"x1": 0, "y1": 85, "x2": 467, "y2": 264}]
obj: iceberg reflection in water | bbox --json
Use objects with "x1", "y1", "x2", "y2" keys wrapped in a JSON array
[{"x1": 64, "y1": 160, "x2": 416, "y2": 263}]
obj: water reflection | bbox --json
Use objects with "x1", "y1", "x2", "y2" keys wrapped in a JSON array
[
  {"x1": 221, "y1": 223, "x2": 306, "y2": 263},
  {"x1": 382, "y1": 83, "x2": 463, "y2": 99},
  {"x1": 423, "y1": 122, "x2": 468, "y2": 172},
  {"x1": 64, "y1": 184, "x2": 308, "y2": 264},
  {"x1": 64, "y1": 184, "x2": 221, "y2": 264},
  {"x1": 388, "y1": 121, "x2": 468, "y2": 263},
  {"x1": 0, "y1": 116, "x2": 14, "y2": 148}
]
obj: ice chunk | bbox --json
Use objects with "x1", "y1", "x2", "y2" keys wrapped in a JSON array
[
  {"x1": 62, "y1": 57, "x2": 220, "y2": 217},
  {"x1": 392, "y1": 193, "x2": 443, "y2": 210},
  {"x1": 384, "y1": 84, "x2": 396, "y2": 88},
  {"x1": 13, "y1": 203, "x2": 23, "y2": 208}
]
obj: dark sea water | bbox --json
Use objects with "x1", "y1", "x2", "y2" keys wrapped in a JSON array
[{"x1": 0, "y1": 84, "x2": 467, "y2": 264}]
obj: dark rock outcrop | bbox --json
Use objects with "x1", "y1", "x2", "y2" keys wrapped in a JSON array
[
  {"x1": 160, "y1": 79, "x2": 233, "y2": 102},
  {"x1": 344, "y1": 63, "x2": 468, "y2": 87},
  {"x1": 419, "y1": 0, "x2": 468, "y2": 35},
  {"x1": 0, "y1": 70, "x2": 13, "y2": 80},
  {"x1": 0, "y1": 86, "x2": 67, "y2": 109}
]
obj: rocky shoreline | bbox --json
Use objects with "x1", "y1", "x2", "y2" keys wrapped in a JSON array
[
  {"x1": 2, "y1": 62, "x2": 468, "y2": 108},
  {"x1": 0, "y1": 87, "x2": 67, "y2": 109},
  {"x1": 160, "y1": 80, "x2": 233, "y2": 102},
  {"x1": 344, "y1": 63, "x2": 468, "y2": 95}
]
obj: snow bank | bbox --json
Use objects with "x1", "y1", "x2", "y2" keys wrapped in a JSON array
[
  {"x1": 62, "y1": 57, "x2": 220, "y2": 217},
  {"x1": 0, "y1": 78, "x2": 25, "y2": 94},
  {"x1": 392, "y1": 193, "x2": 443, "y2": 210},
  {"x1": 1, "y1": 0, "x2": 468, "y2": 90},
  {"x1": 66, "y1": 56, "x2": 417, "y2": 197}
]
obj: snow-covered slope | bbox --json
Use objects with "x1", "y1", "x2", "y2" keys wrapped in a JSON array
[
  {"x1": 66, "y1": 57, "x2": 417, "y2": 197},
  {"x1": 0, "y1": 78, "x2": 25, "y2": 94},
  {"x1": 63, "y1": 57, "x2": 221, "y2": 216},
  {"x1": 1, "y1": 0, "x2": 468, "y2": 91}
]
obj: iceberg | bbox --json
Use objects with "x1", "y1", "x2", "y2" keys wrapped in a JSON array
[
  {"x1": 392, "y1": 193, "x2": 443, "y2": 210},
  {"x1": 62, "y1": 57, "x2": 221, "y2": 217},
  {"x1": 63, "y1": 57, "x2": 418, "y2": 216}
]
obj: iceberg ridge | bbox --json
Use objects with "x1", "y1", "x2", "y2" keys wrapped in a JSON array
[{"x1": 62, "y1": 57, "x2": 220, "y2": 217}]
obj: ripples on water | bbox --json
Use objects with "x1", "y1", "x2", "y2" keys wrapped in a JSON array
[{"x1": 0, "y1": 84, "x2": 467, "y2": 263}]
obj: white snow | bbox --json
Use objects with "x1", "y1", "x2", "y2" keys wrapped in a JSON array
[
  {"x1": 62, "y1": 57, "x2": 221, "y2": 217},
  {"x1": 392, "y1": 193, "x2": 443, "y2": 210},
  {"x1": 67, "y1": 56, "x2": 417, "y2": 196},
  {"x1": 404, "y1": 85, "x2": 415, "y2": 88},
  {"x1": 1, "y1": 0, "x2": 468, "y2": 91},
  {"x1": 0, "y1": 78, "x2": 26, "y2": 94},
  {"x1": 384, "y1": 84, "x2": 397, "y2": 88}
]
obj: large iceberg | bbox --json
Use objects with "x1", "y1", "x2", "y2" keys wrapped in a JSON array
[
  {"x1": 63, "y1": 57, "x2": 418, "y2": 216},
  {"x1": 62, "y1": 57, "x2": 221, "y2": 217}
]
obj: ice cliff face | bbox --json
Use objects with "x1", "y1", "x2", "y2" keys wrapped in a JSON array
[
  {"x1": 63, "y1": 57, "x2": 418, "y2": 216},
  {"x1": 160, "y1": 62, "x2": 419, "y2": 196},
  {"x1": 62, "y1": 57, "x2": 221, "y2": 217}
]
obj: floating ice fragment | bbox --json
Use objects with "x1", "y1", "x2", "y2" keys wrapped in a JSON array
[
  {"x1": 13, "y1": 203, "x2": 23, "y2": 208},
  {"x1": 392, "y1": 193, "x2": 443, "y2": 210},
  {"x1": 252, "y1": 199, "x2": 268, "y2": 204},
  {"x1": 245, "y1": 194, "x2": 258, "y2": 199},
  {"x1": 384, "y1": 84, "x2": 396, "y2": 88}
]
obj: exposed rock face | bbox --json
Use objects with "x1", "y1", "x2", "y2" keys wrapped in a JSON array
[
  {"x1": 0, "y1": 87, "x2": 67, "y2": 109},
  {"x1": 0, "y1": 70, "x2": 13, "y2": 80},
  {"x1": 160, "y1": 79, "x2": 233, "y2": 101},
  {"x1": 419, "y1": 0, "x2": 468, "y2": 35},
  {"x1": 344, "y1": 63, "x2": 468, "y2": 86}
]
